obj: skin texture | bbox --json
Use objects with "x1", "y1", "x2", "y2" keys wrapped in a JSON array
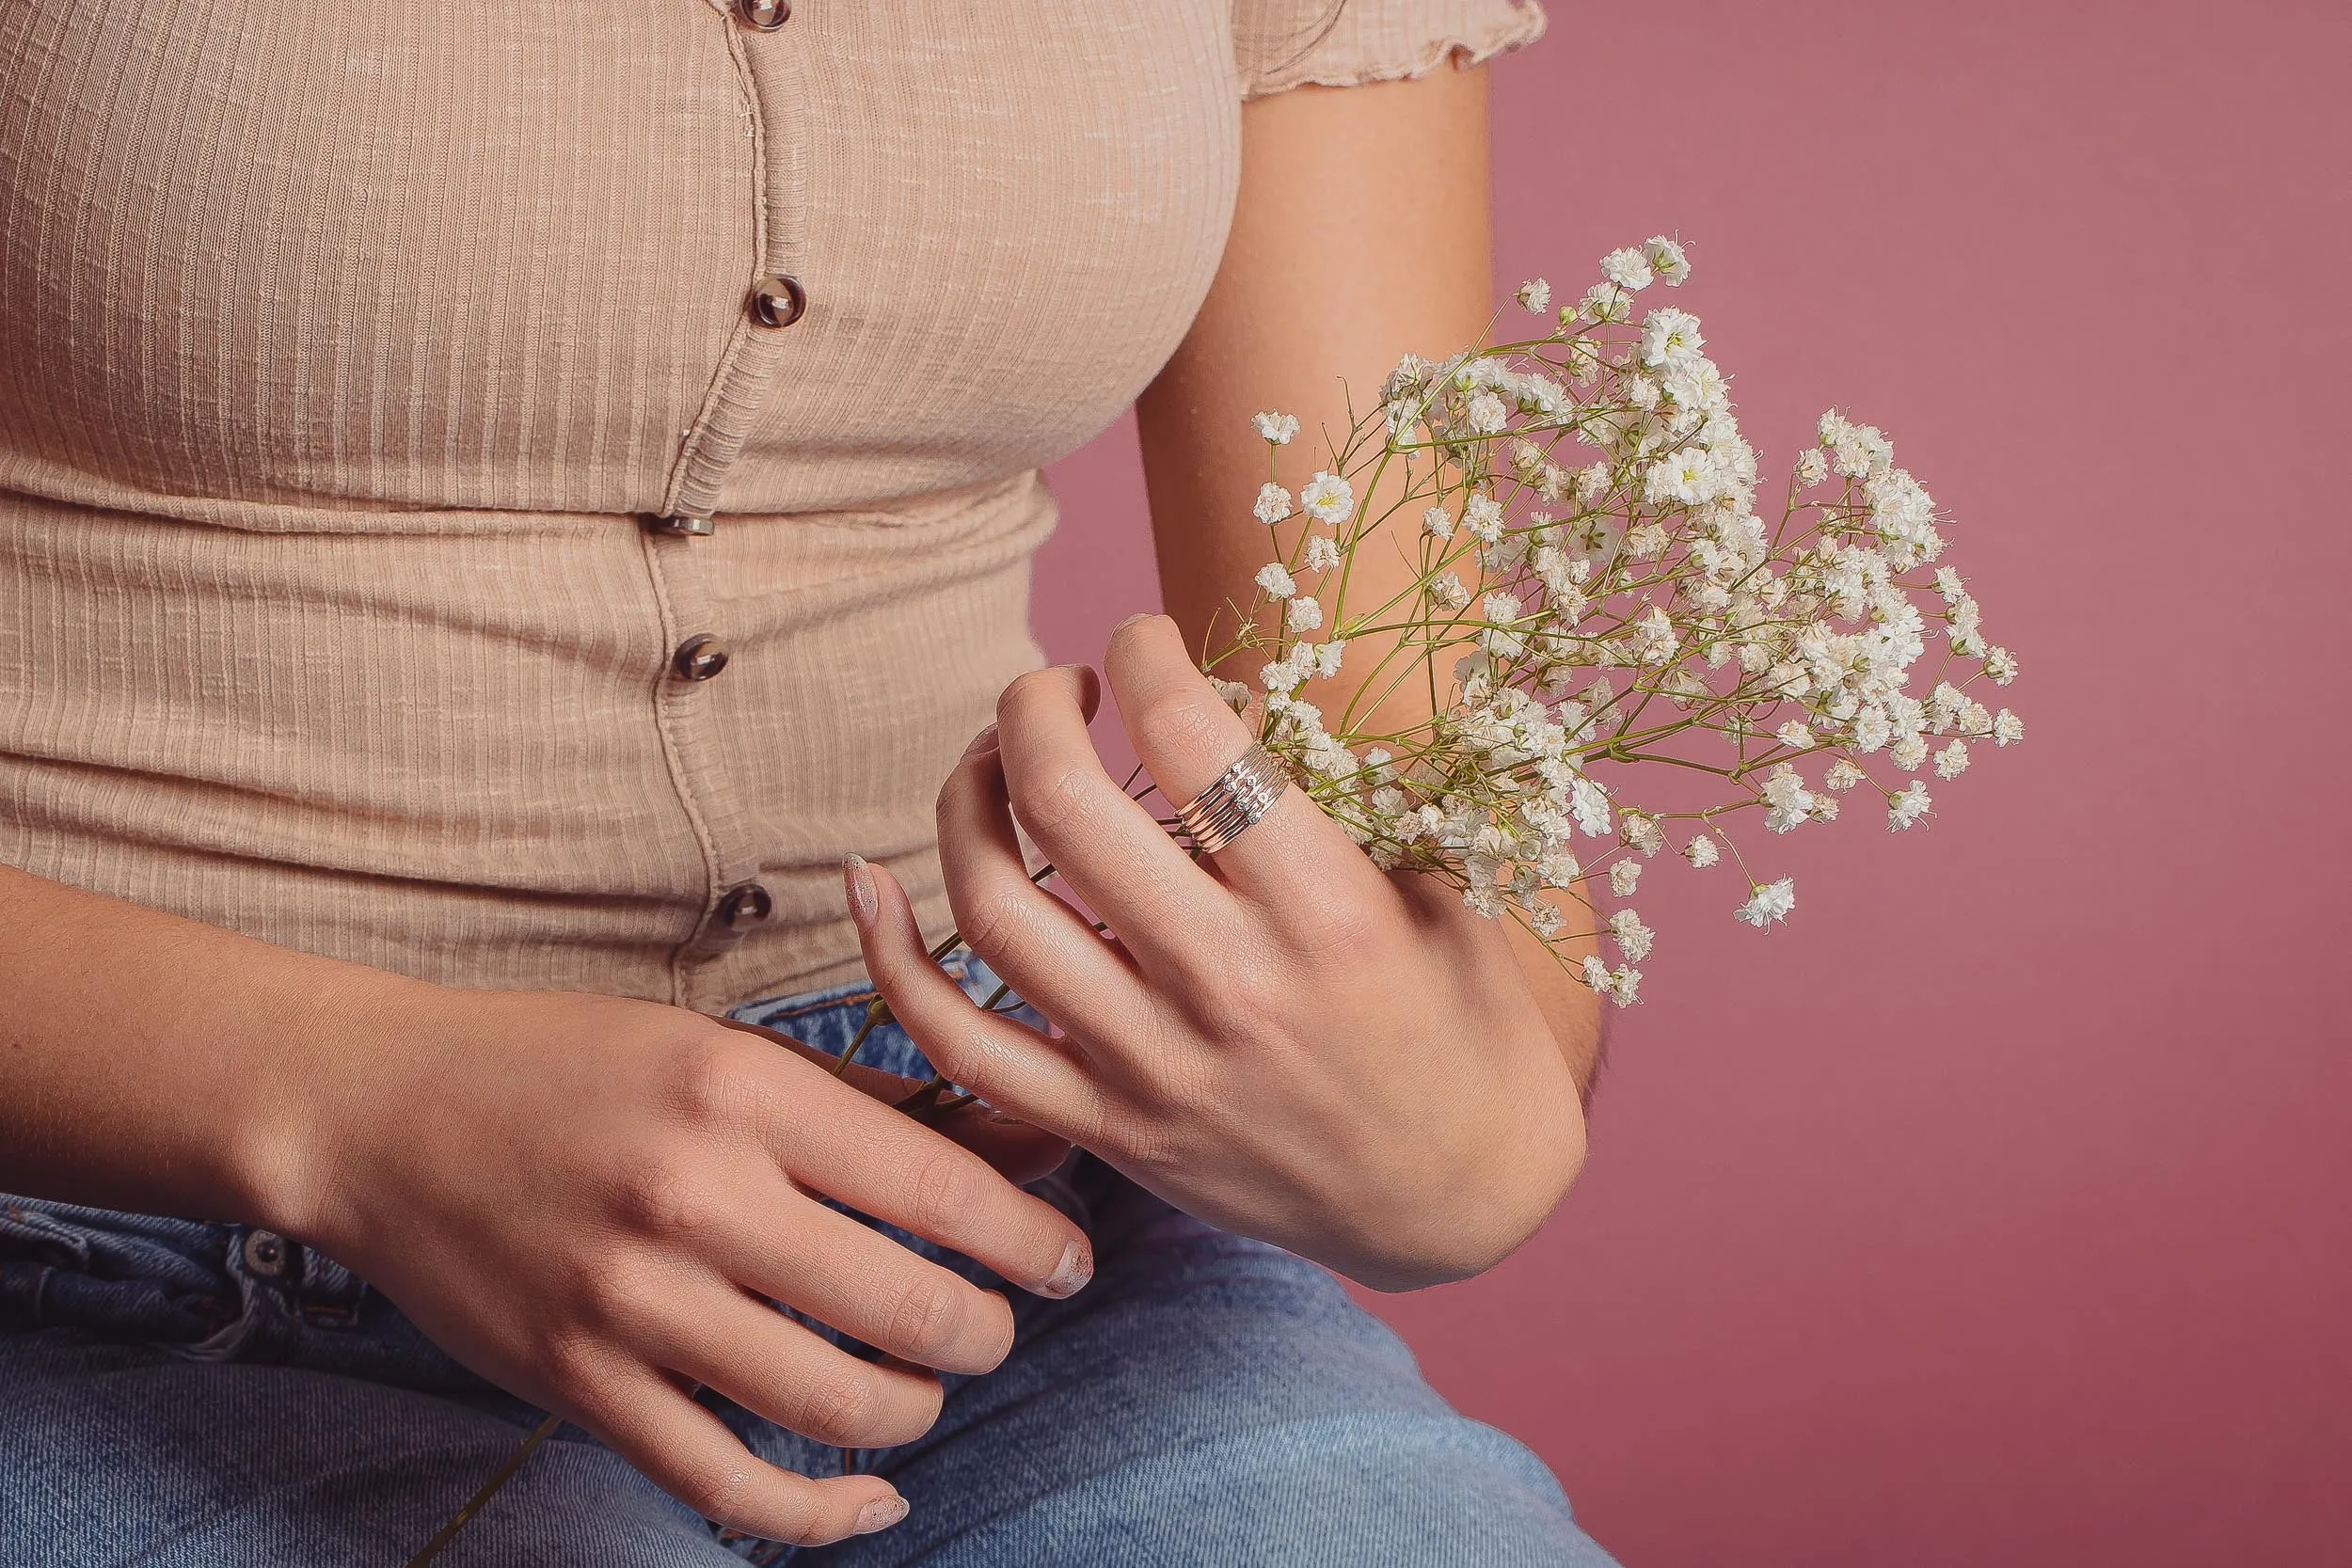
[{"x1": 0, "y1": 63, "x2": 1591, "y2": 1548}]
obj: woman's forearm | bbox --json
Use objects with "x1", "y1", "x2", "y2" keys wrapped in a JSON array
[
  {"x1": 0, "y1": 861, "x2": 397, "y2": 1226},
  {"x1": 1136, "y1": 65, "x2": 1605, "y2": 1098}
]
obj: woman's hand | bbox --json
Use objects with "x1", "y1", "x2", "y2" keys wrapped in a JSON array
[
  {"x1": 846, "y1": 614, "x2": 1591, "y2": 1292},
  {"x1": 273, "y1": 979, "x2": 1093, "y2": 1547}
]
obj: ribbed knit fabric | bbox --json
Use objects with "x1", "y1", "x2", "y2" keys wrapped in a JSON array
[{"x1": 0, "y1": 0, "x2": 1546, "y2": 1014}]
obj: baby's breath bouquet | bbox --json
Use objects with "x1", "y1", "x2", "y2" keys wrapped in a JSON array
[{"x1": 1204, "y1": 237, "x2": 2022, "y2": 1003}]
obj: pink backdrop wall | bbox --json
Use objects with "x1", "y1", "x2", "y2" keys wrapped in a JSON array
[{"x1": 1032, "y1": 4, "x2": 2352, "y2": 1563}]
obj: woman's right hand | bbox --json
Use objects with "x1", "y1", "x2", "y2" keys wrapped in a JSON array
[{"x1": 264, "y1": 974, "x2": 1094, "y2": 1547}]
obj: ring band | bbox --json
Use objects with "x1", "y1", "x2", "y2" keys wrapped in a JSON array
[{"x1": 1171, "y1": 742, "x2": 1290, "y2": 855}]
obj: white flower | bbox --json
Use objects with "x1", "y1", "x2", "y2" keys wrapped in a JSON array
[
  {"x1": 1254, "y1": 562, "x2": 1296, "y2": 599},
  {"x1": 1209, "y1": 676, "x2": 1251, "y2": 714},
  {"x1": 1299, "y1": 471, "x2": 1354, "y2": 527},
  {"x1": 1644, "y1": 235, "x2": 1691, "y2": 285},
  {"x1": 1572, "y1": 777, "x2": 1614, "y2": 838},
  {"x1": 1580, "y1": 954, "x2": 1613, "y2": 995},
  {"x1": 1517, "y1": 277, "x2": 1551, "y2": 312},
  {"x1": 1622, "y1": 813, "x2": 1666, "y2": 856},
  {"x1": 1581, "y1": 282, "x2": 1631, "y2": 324},
  {"x1": 1775, "y1": 720, "x2": 1813, "y2": 750},
  {"x1": 1286, "y1": 596, "x2": 1324, "y2": 632},
  {"x1": 1824, "y1": 758, "x2": 1867, "y2": 791},
  {"x1": 1609, "y1": 908, "x2": 1655, "y2": 962},
  {"x1": 1259, "y1": 658, "x2": 1302, "y2": 695},
  {"x1": 1761, "y1": 762, "x2": 1815, "y2": 833},
  {"x1": 1887, "y1": 780, "x2": 1931, "y2": 831},
  {"x1": 1735, "y1": 877, "x2": 1796, "y2": 928},
  {"x1": 1463, "y1": 492, "x2": 1506, "y2": 544},
  {"x1": 1992, "y1": 708, "x2": 2025, "y2": 746},
  {"x1": 1606, "y1": 965, "x2": 1645, "y2": 1006},
  {"x1": 1639, "y1": 308, "x2": 1705, "y2": 369},
  {"x1": 1683, "y1": 833, "x2": 1720, "y2": 868},
  {"x1": 1599, "y1": 246, "x2": 1655, "y2": 292},
  {"x1": 1312, "y1": 640, "x2": 1347, "y2": 679},
  {"x1": 1984, "y1": 645, "x2": 2019, "y2": 685},
  {"x1": 1304, "y1": 534, "x2": 1341, "y2": 573},
  {"x1": 1427, "y1": 571, "x2": 1471, "y2": 612},
  {"x1": 1537, "y1": 850, "x2": 1581, "y2": 888},
  {"x1": 1467, "y1": 390, "x2": 1510, "y2": 434},
  {"x1": 1253, "y1": 483, "x2": 1294, "y2": 525},
  {"x1": 1608, "y1": 858, "x2": 1643, "y2": 896},
  {"x1": 1793, "y1": 449, "x2": 1828, "y2": 488},
  {"x1": 1889, "y1": 734, "x2": 1929, "y2": 772},
  {"x1": 1252, "y1": 411, "x2": 1300, "y2": 445},
  {"x1": 1645, "y1": 445, "x2": 1720, "y2": 506},
  {"x1": 1422, "y1": 505, "x2": 1454, "y2": 540},
  {"x1": 1933, "y1": 740, "x2": 1970, "y2": 779}
]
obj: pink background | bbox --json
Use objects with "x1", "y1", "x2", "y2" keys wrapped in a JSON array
[{"x1": 1032, "y1": 5, "x2": 2352, "y2": 1563}]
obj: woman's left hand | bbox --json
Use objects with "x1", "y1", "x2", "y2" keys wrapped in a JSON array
[{"x1": 844, "y1": 614, "x2": 1590, "y2": 1291}]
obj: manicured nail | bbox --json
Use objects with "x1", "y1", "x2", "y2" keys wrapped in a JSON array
[
  {"x1": 853, "y1": 1496, "x2": 909, "y2": 1534},
  {"x1": 965, "y1": 722, "x2": 999, "y2": 755},
  {"x1": 842, "y1": 855, "x2": 878, "y2": 929},
  {"x1": 1041, "y1": 1239, "x2": 1093, "y2": 1298}
]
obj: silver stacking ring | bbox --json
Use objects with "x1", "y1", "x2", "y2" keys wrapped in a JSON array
[{"x1": 1171, "y1": 742, "x2": 1290, "y2": 855}]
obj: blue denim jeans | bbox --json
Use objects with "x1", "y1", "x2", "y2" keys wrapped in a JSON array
[{"x1": 0, "y1": 964, "x2": 1619, "y2": 1566}]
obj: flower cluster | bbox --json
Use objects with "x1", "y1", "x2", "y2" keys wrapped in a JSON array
[{"x1": 1208, "y1": 239, "x2": 2021, "y2": 1005}]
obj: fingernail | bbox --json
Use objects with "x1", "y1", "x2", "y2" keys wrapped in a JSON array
[
  {"x1": 965, "y1": 722, "x2": 999, "y2": 755},
  {"x1": 842, "y1": 854, "x2": 878, "y2": 929},
  {"x1": 854, "y1": 1496, "x2": 909, "y2": 1534},
  {"x1": 1041, "y1": 1239, "x2": 1094, "y2": 1298},
  {"x1": 1111, "y1": 610, "x2": 1157, "y2": 633}
]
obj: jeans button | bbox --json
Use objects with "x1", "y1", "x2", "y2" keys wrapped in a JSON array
[{"x1": 241, "y1": 1229, "x2": 293, "y2": 1278}]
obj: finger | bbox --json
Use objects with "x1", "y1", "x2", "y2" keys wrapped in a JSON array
[
  {"x1": 717, "y1": 1184, "x2": 1020, "y2": 1375},
  {"x1": 760, "y1": 979, "x2": 1097, "y2": 1300},
  {"x1": 653, "y1": 1284, "x2": 947, "y2": 1450},
  {"x1": 845, "y1": 856, "x2": 1113, "y2": 1186},
  {"x1": 565, "y1": 1355, "x2": 907, "y2": 1545},
  {"x1": 710, "y1": 1013, "x2": 1070, "y2": 1184},
  {"x1": 990, "y1": 663, "x2": 1234, "y2": 971},
  {"x1": 1105, "y1": 612, "x2": 1384, "y2": 917},
  {"x1": 934, "y1": 725, "x2": 1155, "y2": 1038}
]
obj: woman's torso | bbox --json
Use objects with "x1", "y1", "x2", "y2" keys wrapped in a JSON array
[{"x1": 0, "y1": 1, "x2": 1246, "y2": 1011}]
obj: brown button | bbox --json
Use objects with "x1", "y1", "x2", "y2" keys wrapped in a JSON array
[
  {"x1": 734, "y1": 0, "x2": 790, "y2": 29},
  {"x1": 749, "y1": 274, "x2": 806, "y2": 329},
  {"x1": 673, "y1": 633, "x2": 729, "y2": 682},
  {"x1": 648, "y1": 514, "x2": 715, "y2": 536},
  {"x1": 719, "y1": 882, "x2": 773, "y2": 930}
]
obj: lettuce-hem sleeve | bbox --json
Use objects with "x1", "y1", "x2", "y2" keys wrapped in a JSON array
[{"x1": 1234, "y1": 0, "x2": 1548, "y2": 102}]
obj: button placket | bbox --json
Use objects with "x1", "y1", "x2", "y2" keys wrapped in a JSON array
[{"x1": 654, "y1": 11, "x2": 812, "y2": 530}]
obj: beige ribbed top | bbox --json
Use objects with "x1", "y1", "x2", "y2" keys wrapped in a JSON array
[{"x1": 0, "y1": 0, "x2": 1545, "y2": 1014}]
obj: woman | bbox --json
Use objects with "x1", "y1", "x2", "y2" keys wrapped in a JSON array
[{"x1": 0, "y1": 2, "x2": 1615, "y2": 1561}]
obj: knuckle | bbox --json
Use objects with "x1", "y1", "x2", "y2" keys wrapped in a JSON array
[
  {"x1": 668, "y1": 1454, "x2": 758, "y2": 1525},
  {"x1": 610, "y1": 1154, "x2": 723, "y2": 1243},
  {"x1": 951, "y1": 882, "x2": 1029, "y2": 965},
  {"x1": 882, "y1": 1274, "x2": 969, "y2": 1363},
  {"x1": 1007, "y1": 763, "x2": 1096, "y2": 843},
  {"x1": 1138, "y1": 688, "x2": 1227, "y2": 757},
  {"x1": 573, "y1": 1251, "x2": 662, "y2": 1333},
  {"x1": 907, "y1": 1147, "x2": 982, "y2": 1234},
  {"x1": 792, "y1": 1371, "x2": 881, "y2": 1448},
  {"x1": 651, "y1": 1029, "x2": 772, "y2": 1132}
]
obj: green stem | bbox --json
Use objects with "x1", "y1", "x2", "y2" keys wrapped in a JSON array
[{"x1": 404, "y1": 1411, "x2": 564, "y2": 1567}]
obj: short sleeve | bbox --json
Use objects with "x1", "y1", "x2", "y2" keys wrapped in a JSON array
[{"x1": 1232, "y1": 0, "x2": 1547, "y2": 101}]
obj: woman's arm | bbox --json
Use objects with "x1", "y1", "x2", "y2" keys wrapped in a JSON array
[
  {"x1": 0, "y1": 861, "x2": 1087, "y2": 1545},
  {"x1": 1137, "y1": 63, "x2": 1605, "y2": 1097}
]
